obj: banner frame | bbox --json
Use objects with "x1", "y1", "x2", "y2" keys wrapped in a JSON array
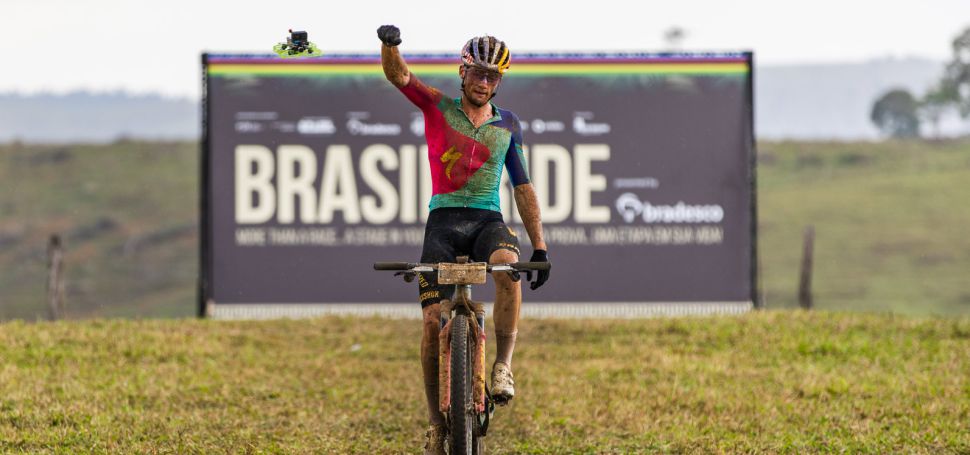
[
  {"x1": 197, "y1": 51, "x2": 759, "y2": 318},
  {"x1": 199, "y1": 53, "x2": 213, "y2": 318}
]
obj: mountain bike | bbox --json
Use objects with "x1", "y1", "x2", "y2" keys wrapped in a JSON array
[{"x1": 374, "y1": 256, "x2": 550, "y2": 455}]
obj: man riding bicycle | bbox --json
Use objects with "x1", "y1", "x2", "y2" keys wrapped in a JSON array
[{"x1": 377, "y1": 25, "x2": 551, "y2": 454}]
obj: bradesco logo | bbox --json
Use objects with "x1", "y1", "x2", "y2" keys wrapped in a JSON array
[
  {"x1": 573, "y1": 112, "x2": 611, "y2": 136},
  {"x1": 346, "y1": 112, "x2": 401, "y2": 136},
  {"x1": 615, "y1": 193, "x2": 724, "y2": 224}
]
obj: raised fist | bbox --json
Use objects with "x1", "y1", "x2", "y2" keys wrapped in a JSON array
[{"x1": 377, "y1": 25, "x2": 402, "y2": 46}]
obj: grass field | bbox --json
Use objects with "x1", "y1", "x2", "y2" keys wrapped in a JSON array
[
  {"x1": 1, "y1": 312, "x2": 968, "y2": 453},
  {"x1": 0, "y1": 141, "x2": 198, "y2": 319},
  {"x1": 2, "y1": 139, "x2": 970, "y2": 319},
  {"x1": 757, "y1": 140, "x2": 970, "y2": 314}
]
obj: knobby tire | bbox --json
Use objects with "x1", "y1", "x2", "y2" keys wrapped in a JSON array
[{"x1": 449, "y1": 314, "x2": 473, "y2": 454}]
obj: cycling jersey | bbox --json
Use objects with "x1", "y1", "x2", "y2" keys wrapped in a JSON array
[{"x1": 399, "y1": 75, "x2": 530, "y2": 212}]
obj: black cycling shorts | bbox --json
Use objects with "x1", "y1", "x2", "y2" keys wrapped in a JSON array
[{"x1": 418, "y1": 208, "x2": 521, "y2": 308}]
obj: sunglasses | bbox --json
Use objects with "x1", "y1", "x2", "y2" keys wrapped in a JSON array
[{"x1": 464, "y1": 66, "x2": 503, "y2": 84}]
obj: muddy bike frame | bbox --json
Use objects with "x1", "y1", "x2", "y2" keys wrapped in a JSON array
[{"x1": 374, "y1": 257, "x2": 550, "y2": 455}]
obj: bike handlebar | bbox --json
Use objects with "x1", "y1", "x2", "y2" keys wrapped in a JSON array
[
  {"x1": 373, "y1": 262, "x2": 412, "y2": 271},
  {"x1": 373, "y1": 261, "x2": 550, "y2": 272}
]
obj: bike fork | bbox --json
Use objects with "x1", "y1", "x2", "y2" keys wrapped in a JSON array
[
  {"x1": 472, "y1": 303, "x2": 486, "y2": 414},
  {"x1": 438, "y1": 285, "x2": 488, "y2": 415}
]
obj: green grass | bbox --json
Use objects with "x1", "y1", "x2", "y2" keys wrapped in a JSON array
[
  {"x1": 1, "y1": 312, "x2": 968, "y2": 453},
  {"x1": 0, "y1": 141, "x2": 198, "y2": 319},
  {"x1": 2, "y1": 139, "x2": 970, "y2": 318},
  {"x1": 757, "y1": 140, "x2": 970, "y2": 315}
]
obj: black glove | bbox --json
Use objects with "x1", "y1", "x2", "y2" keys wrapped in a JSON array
[
  {"x1": 529, "y1": 249, "x2": 550, "y2": 290},
  {"x1": 377, "y1": 25, "x2": 402, "y2": 46}
]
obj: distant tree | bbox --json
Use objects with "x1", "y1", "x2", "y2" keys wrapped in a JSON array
[
  {"x1": 942, "y1": 26, "x2": 970, "y2": 117},
  {"x1": 919, "y1": 82, "x2": 959, "y2": 138},
  {"x1": 870, "y1": 89, "x2": 921, "y2": 138}
]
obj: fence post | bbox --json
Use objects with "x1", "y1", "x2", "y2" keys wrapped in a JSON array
[
  {"x1": 798, "y1": 226, "x2": 815, "y2": 310},
  {"x1": 46, "y1": 235, "x2": 65, "y2": 320},
  {"x1": 754, "y1": 250, "x2": 766, "y2": 309}
]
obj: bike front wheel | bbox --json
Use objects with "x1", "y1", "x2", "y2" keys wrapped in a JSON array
[{"x1": 449, "y1": 314, "x2": 473, "y2": 454}]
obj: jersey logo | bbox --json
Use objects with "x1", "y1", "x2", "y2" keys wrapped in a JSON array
[{"x1": 441, "y1": 146, "x2": 462, "y2": 180}]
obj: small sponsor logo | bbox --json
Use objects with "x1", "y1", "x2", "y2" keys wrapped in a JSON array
[
  {"x1": 527, "y1": 118, "x2": 566, "y2": 134},
  {"x1": 410, "y1": 114, "x2": 425, "y2": 136},
  {"x1": 297, "y1": 117, "x2": 336, "y2": 135},
  {"x1": 441, "y1": 146, "x2": 462, "y2": 180},
  {"x1": 616, "y1": 193, "x2": 724, "y2": 224},
  {"x1": 573, "y1": 111, "x2": 611, "y2": 136},
  {"x1": 273, "y1": 122, "x2": 297, "y2": 133},
  {"x1": 234, "y1": 121, "x2": 263, "y2": 133},
  {"x1": 497, "y1": 242, "x2": 520, "y2": 254},
  {"x1": 613, "y1": 177, "x2": 660, "y2": 189},
  {"x1": 235, "y1": 111, "x2": 278, "y2": 121},
  {"x1": 347, "y1": 112, "x2": 401, "y2": 136}
]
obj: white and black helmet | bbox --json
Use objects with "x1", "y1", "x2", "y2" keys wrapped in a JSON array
[{"x1": 461, "y1": 35, "x2": 511, "y2": 74}]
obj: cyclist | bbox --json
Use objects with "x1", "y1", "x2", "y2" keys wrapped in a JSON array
[{"x1": 377, "y1": 25, "x2": 551, "y2": 453}]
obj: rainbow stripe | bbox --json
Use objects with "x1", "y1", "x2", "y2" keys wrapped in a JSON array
[{"x1": 206, "y1": 53, "x2": 750, "y2": 77}]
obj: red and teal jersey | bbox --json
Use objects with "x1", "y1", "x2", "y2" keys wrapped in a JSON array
[{"x1": 399, "y1": 75, "x2": 530, "y2": 213}]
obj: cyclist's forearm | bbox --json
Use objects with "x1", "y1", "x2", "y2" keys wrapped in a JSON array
[
  {"x1": 513, "y1": 183, "x2": 547, "y2": 251},
  {"x1": 381, "y1": 44, "x2": 410, "y2": 88}
]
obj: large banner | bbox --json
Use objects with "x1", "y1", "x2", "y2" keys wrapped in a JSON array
[{"x1": 201, "y1": 52, "x2": 755, "y2": 317}]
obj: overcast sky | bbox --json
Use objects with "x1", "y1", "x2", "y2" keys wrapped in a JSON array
[{"x1": 2, "y1": 0, "x2": 967, "y2": 98}]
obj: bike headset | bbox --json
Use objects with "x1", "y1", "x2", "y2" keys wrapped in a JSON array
[{"x1": 460, "y1": 35, "x2": 511, "y2": 101}]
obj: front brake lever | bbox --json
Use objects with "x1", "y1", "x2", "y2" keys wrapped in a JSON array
[
  {"x1": 507, "y1": 270, "x2": 521, "y2": 282},
  {"x1": 394, "y1": 271, "x2": 416, "y2": 283}
]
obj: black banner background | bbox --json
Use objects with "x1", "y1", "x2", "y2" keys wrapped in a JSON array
[{"x1": 202, "y1": 54, "x2": 755, "y2": 309}]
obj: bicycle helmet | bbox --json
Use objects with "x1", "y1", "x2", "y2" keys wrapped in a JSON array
[{"x1": 461, "y1": 35, "x2": 511, "y2": 74}]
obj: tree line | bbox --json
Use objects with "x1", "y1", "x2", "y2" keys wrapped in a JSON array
[{"x1": 871, "y1": 27, "x2": 970, "y2": 138}]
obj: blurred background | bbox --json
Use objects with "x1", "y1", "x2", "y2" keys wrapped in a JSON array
[{"x1": 2, "y1": 0, "x2": 970, "y2": 319}]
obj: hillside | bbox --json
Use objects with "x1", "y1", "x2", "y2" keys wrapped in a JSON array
[
  {"x1": 0, "y1": 313, "x2": 967, "y2": 452},
  {"x1": 0, "y1": 92, "x2": 198, "y2": 143},
  {"x1": 1, "y1": 140, "x2": 970, "y2": 319},
  {"x1": 0, "y1": 141, "x2": 198, "y2": 319}
]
